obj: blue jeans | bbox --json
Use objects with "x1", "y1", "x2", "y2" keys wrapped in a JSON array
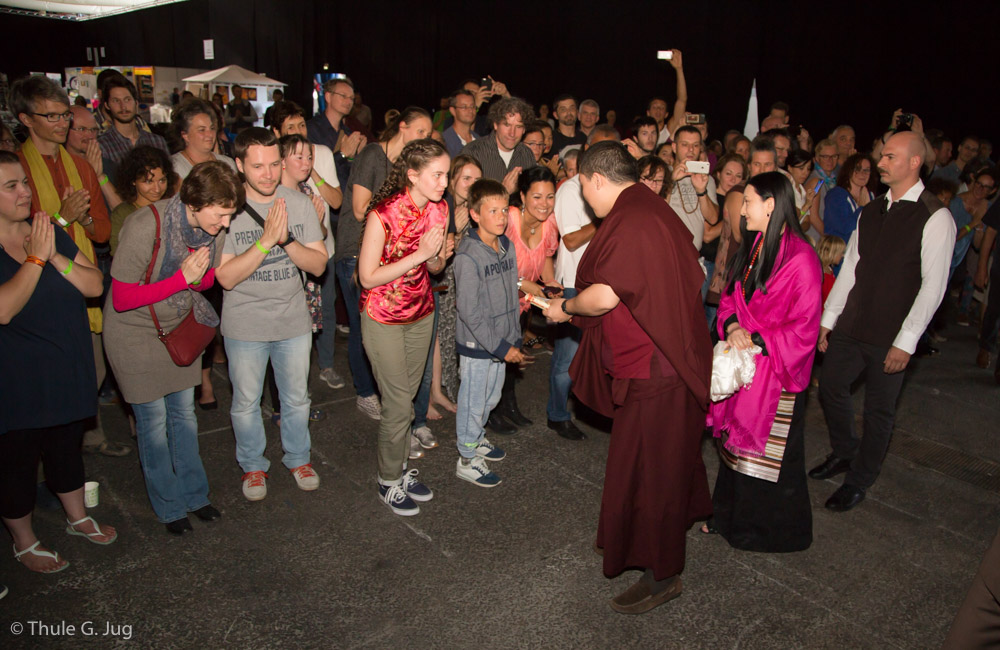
[
  {"x1": 547, "y1": 287, "x2": 580, "y2": 422},
  {"x1": 132, "y1": 388, "x2": 210, "y2": 523},
  {"x1": 335, "y1": 258, "x2": 376, "y2": 398},
  {"x1": 315, "y1": 255, "x2": 338, "y2": 369},
  {"x1": 226, "y1": 334, "x2": 312, "y2": 473},
  {"x1": 412, "y1": 293, "x2": 440, "y2": 430},
  {"x1": 701, "y1": 260, "x2": 717, "y2": 328},
  {"x1": 456, "y1": 356, "x2": 505, "y2": 458}
]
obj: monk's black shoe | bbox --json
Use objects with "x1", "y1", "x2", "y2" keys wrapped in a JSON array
[
  {"x1": 808, "y1": 455, "x2": 852, "y2": 480},
  {"x1": 486, "y1": 411, "x2": 516, "y2": 435},
  {"x1": 824, "y1": 484, "x2": 866, "y2": 512},
  {"x1": 547, "y1": 419, "x2": 586, "y2": 441},
  {"x1": 500, "y1": 402, "x2": 533, "y2": 427}
]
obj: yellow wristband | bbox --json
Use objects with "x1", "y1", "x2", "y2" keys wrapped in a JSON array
[
  {"x1": 61, "y1": 260, "x2": 73, "y2": 275},
  {"x1": 52, "y1": 212, "x2": 69, "y2": 227},
  {"x1": 254, "y1": 239, "x2": 270, "y2": 255},
  {"x1": 315, "y1": 177, "x2": 326, "y2": 188},
  {"x1": 99, "y1": 174, "x2": 109, "y2": 186}
]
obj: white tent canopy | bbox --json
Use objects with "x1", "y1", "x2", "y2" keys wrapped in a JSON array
[
  {"x1": 0, "y1": 0, "x2": 187, "y2": 21},
  {"x1": 182, "y1": 65, "x2": 284, "y2": 88}
]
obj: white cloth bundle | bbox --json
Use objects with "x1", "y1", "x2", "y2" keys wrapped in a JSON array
[{"x1": 710, "y1": 341, "x2": 762, "y2": 402}]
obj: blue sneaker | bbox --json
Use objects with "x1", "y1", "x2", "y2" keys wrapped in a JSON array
[
  {"x1": 456, "y1": 457, "x2": 502, "y2": 488},
  {"x1": 475, "y1": 438, "x2": 506, "y2": 461},
  {"x1": 378, "y1": 480, "x2": 420, "y2": 516},
  {"x1": 402, "y1": 469, "x2": 433, "y2": 502}
]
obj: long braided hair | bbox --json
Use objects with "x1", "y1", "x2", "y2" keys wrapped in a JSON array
[{"x1": 365, "y1": 138, "x2": 448, "y2": 215}]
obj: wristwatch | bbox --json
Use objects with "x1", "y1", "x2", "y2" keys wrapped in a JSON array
[{"x1": 561, "y1": 300, "x2": 573, "y2": 316}]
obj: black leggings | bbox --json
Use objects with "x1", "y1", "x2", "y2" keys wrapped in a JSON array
[{"x1": 0, "y1": 420, "x2": 86, "y2": 519}]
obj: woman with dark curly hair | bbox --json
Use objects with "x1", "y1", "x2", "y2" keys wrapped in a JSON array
[{"x1": 110, "y1": 145, "x2": 175, "y2": 255}]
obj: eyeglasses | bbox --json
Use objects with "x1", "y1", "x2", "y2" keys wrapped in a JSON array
[
  {"x1": 32, "y1": 111, "x2": 72, "y2": 123},
  {"x1": 975, "y1": 180, "x2": 996, "y2": 191},
  {"x1": 641, "y1": 176, "x2": 665, "y2": 184},
  {"x1": 332, "y1": 91, "x2": 355, "y2": 102},
  {"x1": 453, "y1": 104, "x2": 476, "y2": 111},
  {"x1": 70, "y1": 126, "x2": 100, "y2": 135},
  {"x1": 854, "y1": 167, "x2": 872, "y2": 174},
  {"x1": 524, "y1": 140, "x2": 544, "y2": 148},
  {"x1": 817, "y1": 154, "x2": 838, "y2": 161}
]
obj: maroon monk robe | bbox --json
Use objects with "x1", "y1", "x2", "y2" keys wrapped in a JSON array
[{"x1": 570, "y1": 183, "x2": 713, "y2": 581}]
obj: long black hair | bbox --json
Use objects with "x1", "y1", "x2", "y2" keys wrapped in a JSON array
[{"x1": 725, "y1": 171, "x2": 808, "y2": 300}]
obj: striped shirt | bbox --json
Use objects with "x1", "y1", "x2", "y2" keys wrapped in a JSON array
[{"x1": 98, "y1": 125, "x2": 169, "y2": 166}]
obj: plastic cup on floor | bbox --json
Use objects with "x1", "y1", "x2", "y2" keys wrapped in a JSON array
[{"x1": 84, "y1": 481, "x2": 99, "y2": 508}]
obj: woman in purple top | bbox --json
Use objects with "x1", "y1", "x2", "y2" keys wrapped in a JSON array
[{"x1": 704, "y1": 172, "x2": 823, "y2": 553}]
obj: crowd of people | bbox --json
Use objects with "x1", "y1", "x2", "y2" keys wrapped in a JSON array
[{"x1": 1, "y1": 53, "x2": 997, "y2": 629}]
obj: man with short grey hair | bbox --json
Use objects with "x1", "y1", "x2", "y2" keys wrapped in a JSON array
[{"x1": 579, "y1": 99, "x2": 600, "y2": 139}]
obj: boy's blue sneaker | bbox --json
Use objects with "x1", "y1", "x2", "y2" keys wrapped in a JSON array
[
  {"x1": 378, "y1": 479, "x2": 420, "y2": 516},
  {"x1": 402, "y1": 469, "x2": 433, "y2": 502},
  {"x1": 456, "y1": 457, "x2": 502, "y2": 488},
  {"x1": 475, "y1": 438, "x2": 506, "y2": 461}
]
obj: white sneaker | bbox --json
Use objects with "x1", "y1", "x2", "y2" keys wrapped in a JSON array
[
  {"x1": 356, "y1": 394, "x2": 382, "y2": 420},
  {"x1": 412, "y1": 425, "x2": 438, "y2": 449},
  {"x1": 456, "y1": 456, "x2": 502, "y2": 488},
  {"x1": 319, "y1": 368, "x2": 346, "y2": 390},
  {"x1": 408, "y1": 433, "x2": 425, "y2": 460},
  {"x1": 241, "y1": 471, "x2": 268, "y2": 501},
  {"x1": 289, "y1": 464, "x2": 320, "y2": 491}
]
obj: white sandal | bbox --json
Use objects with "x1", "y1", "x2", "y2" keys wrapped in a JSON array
[
  {"x1": 66, "y1": 516, "x2": 118, "y2": 546},
  {"x1": 13, "y1": 541, "x2": 70, "y2": 573}
]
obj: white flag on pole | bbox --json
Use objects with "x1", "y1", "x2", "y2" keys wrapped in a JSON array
[{"x1": 743, "y1": 79, "x2": 759, "y2": 139}]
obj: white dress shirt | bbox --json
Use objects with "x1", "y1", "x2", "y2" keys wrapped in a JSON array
[{"x1": 821, "y1": 179, "x2": 957, "y2": 354}]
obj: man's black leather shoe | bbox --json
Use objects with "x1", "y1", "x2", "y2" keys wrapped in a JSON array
[
  {"x1": 547, "y1": 419, "x2": 586, "y2": 441},
  {"x1": 487, "y1": 411, "x2": 517, "y2": 435},
  {"x1": 824, "y1": 484, "x2": 866, "y2": 512},
  {"x1": 165, "y1": 517, "x2": 194, "y2": 536},
  {"x1": 192, "y1": 505, "x2": 221, "y2": 522},
  {"x1": 808, "y1": 455, "x2": 852, "y2": 480}
]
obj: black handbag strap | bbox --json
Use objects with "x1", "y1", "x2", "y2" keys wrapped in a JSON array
[{"x1": 243, "y1": 203, "x2": 296, "y2": 246}]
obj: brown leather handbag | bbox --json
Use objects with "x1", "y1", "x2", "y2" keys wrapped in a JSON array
[{"x1": 144, "y1": 205, "x2": 216, "y2": 367}]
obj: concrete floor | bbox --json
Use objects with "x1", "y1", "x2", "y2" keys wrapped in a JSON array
[{"x1": 2, "y1": 314, "x2": 998, "y2": 649}]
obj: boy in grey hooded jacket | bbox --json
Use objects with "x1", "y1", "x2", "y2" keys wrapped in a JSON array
[{"x1": 453, "y1": 180, "x2": 525, "y2": 487}]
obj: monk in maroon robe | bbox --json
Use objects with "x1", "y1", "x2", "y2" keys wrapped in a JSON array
[{"x1": 545, "y1": 141, "x2": 712, "y2": 614}]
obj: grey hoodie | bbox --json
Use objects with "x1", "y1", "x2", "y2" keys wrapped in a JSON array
[{"x1": 453, "y1": 229, "x2": 521, "y2": 360}]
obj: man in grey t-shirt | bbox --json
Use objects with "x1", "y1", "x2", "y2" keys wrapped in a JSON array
[{"x1": 216, "y1": 128, "x2": 327, "y2": 502}]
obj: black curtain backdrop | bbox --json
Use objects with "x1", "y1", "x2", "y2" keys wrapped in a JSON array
[{"x1": 2, "y1": 0, "x2": 999, "y2": 149}]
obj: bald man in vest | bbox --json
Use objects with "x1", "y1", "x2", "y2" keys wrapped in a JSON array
[{"x1": 810, "y1": 131, "x2": 956, "y2": 511}]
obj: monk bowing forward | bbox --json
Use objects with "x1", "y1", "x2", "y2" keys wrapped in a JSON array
[{"x1": 545, "y1": 141, "x2": 713, "y2": 615}]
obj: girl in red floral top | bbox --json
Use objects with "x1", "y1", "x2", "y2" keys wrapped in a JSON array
[{"x1": 358, "y1": 139, "x2": 453, "y2": 516}]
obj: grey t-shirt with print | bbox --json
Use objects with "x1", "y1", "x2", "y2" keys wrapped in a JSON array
[{"x1": 221, "y1": 185, "x2": 323, "y2": 341}]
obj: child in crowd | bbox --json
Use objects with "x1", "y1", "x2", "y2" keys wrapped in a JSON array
[
  {"x1": 357, "y1": 138, "x2": 452, "y2": 516},
  {"x1": 452, "y1": 179, "x2": 525, "y2": 487},
  {"x1": 816, "y1": 234, "x2": 846, "y2": 305}
]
